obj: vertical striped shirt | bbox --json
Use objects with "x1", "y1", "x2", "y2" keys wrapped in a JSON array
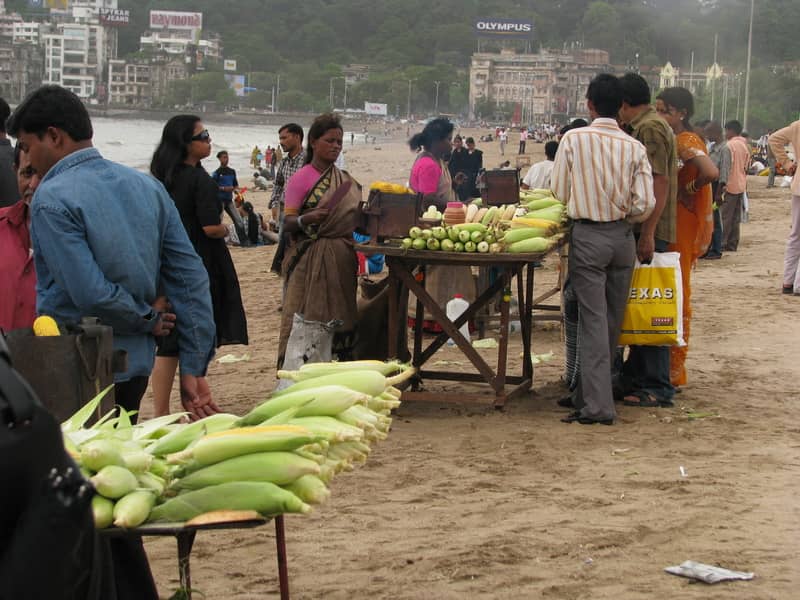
[{"x1": 551, "y1": 118, "x2": 655, "y2": 223}]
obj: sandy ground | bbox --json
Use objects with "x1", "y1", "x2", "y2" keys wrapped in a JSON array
[{"x1": 139, "y1": 130, "x2": 800, "y2": 599}]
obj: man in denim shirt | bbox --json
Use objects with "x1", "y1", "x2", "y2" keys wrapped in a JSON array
[{"x1": 8, "y1": 85, "x2": 216, "y2": 421}]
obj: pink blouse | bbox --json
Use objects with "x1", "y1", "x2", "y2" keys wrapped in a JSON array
[
  {"x1": 409, "y1": 156, "x2": 441, "y2": 194},
  {"x1": 284, "y1": 164, "x2": 323, "y2": 213}
]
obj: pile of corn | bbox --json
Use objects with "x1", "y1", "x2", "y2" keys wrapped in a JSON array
[
  {"x1": 370, "y1": 181, "x2": 414, "y2": 195},
  {"x1": 61, "y1": 360, "x2": 414, "y2": 528}
]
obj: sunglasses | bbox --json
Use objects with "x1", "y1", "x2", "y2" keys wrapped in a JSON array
[{"x1": 191, "y1": 129, "x2": 211, "y2": 142}]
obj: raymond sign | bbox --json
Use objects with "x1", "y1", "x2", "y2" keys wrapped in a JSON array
[
  {"x1": 474, "y1": 19, "x2": 534, "y2": 39},
  {"x1": 150, "y1": 10, "x2": 203, "y2": 32},
  {"x1": 99, "y1": 8, "x2": 131, "y2": 26},
  {"x1": 223, "y1": 59, "x2": 237, "y2": 72},
  {"x1": 364, "y1": 102, "x2": 387, "y2": 116}
]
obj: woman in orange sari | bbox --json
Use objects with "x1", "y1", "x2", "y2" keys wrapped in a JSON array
[{"x1": 655, "y1": 88, "x2": 718, "y2": 387}]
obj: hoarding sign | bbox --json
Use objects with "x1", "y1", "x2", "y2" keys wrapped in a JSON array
[
  {"x1": 364, "y1": 102, "x2": 387, "y2": 116},
  {"x1": 225, "y1": 74, "x2": 246, "y2": 97},
  {"x1": 474, "y1": 19, "x2": 534, "y2": 39},
  {"x1": 99, "y1": 8, "x2": 131, "y2": 26},
  {"x1": 150, "y1": 10, "x2": 203, "y2": 32},
  {"x1": 223, "y1": 59, "x2": 237, "y2": 72}
]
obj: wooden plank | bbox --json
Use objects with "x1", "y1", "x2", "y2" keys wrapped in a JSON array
[
  {"x1": 355, "y1": 243, "x2": 551, "y2": 265},
  {"x1": 399, "y1": 391, "x2": 501, "y2": 405},
  {"x1": 418, "y1": 370, "x2": 528, "y2": 385}
]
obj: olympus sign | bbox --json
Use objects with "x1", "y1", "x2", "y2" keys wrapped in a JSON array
[{"x1": 474, "y1": 20, "x2": 534, "y2": 38}]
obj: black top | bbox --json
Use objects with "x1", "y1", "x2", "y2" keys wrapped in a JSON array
[
  {"x1": 464, "y1": 149, "x2": 483, "y2": 174},
  {"x1": 448, "y1": 147, "x2": 470, "y2": 179},
  {"x1": 0, "y1": 139, "x2": 18, "y2": 208},
  {"x1": 167, "y1": 164, "x2": 248, "y2": 346}
]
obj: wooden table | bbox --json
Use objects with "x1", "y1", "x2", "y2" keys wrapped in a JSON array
[
  {"x1": 356, "y1": 242, "x2": 564, "y2": 407},
  {"x1": 102, "y1": 516, "x2": 290, "y2": 599}
]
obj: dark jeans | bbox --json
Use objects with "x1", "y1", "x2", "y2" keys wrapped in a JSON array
[
  {"x1": 114, "y1": 376, "x2": 149, "y2": 423},
  {"x1": 708, "y1": 207, "x2": 723, "y2": 256},
  {"x1": 621, "y1": 238, "x2": 675, "y2": 402}
]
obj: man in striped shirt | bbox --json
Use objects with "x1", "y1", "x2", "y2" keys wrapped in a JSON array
[{"x1": 551, "y1": 74, "x2": 656, "y2": 425}]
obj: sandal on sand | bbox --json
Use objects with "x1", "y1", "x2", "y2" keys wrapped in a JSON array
[{"x1": 623, "y1": 390, "x2": 661, "y2": 407}]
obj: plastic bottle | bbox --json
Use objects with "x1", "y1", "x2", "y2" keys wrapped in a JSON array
[{"x1": 446, "y1": 294, "x2": 470, "y2": 346}]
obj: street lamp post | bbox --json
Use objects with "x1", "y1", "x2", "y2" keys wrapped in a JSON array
[
  {"x1": 742, "y1": 0, "x2": 754, "y2": 131},
  {"x1": 329, "y1": 76, "x2": 345, "y2": 110},
  {"x1": 434, "y1": 80, "x2": 441, "y2": 115},
  {"x1": 407, "y1": 79, "x2": 415, "y2": 120}
]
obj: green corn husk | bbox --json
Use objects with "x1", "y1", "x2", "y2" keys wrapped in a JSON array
[
  {"x1": 148, "y1": 481, "x2": 311, "y2": 522},
  {"x1": 171, "y1": 451, "x2": 321, "y2": 491},
  {"x1": 137, "y1": 471, "x2": 166, "y2": 496},
  {"x1": 167, "y1": 425, "x2": 321, "y2": 467},
  {"x1": 280, "y1": 360, "x2": 409, "y2": 381},
  {"x1": 287, "y1": 417, "x2": 364, "y2": 442},
  {"x1": 272, "y1": 369, "x2": 414, "y2": 399},
  {"x1": 90, "y1": 465, "x2": 138, "y2": 499},
  {"x1": 121, "y1": 449, "x2": 153, "y2": 473},
  {"x1": 149, "y1": 458, "x2": 170, "y2": 478},
  {"x1": 61, "y1": 385, "x2": 114, "y2": 432},
  {"x1": 237, "y1": 385, "x2": 367, "y2": 427},
  {"x1": 149, "y1": 413, "x2": 240, "y2": 456},
  {"x1": 113, "y1": 490, "x2": 156, "y2": 528},
  {"x1": 293, "y1": 448, "x2": 326, "y2": 465},
  {"x1": 284, "y1": 475, "x2": 331, "y2": 505},
  {"x1": 92, "y1": 495, "x2": 115, "y2": 529},
  {"x1": 80, "y1": 439, "x2": 125, "y2": 472}
]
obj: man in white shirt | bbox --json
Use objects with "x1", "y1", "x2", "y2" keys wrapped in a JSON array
[
  {"x1": 551, "y1": 74, "x2": 655, "y2": 425},
  {"x1": 521, "y1": 141, "x2": 558, "y2": 190}
]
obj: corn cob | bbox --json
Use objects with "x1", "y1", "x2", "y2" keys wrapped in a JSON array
[
  {"x1": 273, "y1": 369, "x2": 414, "y2": 399},
  {"x1": 113, "y1": 490, "x2": 156, "y2": 528},
  {"x1": 285, "y1": 360, "x2": 408, "y2": 381},
  {"x1": 284, "y1": 475, "x2": 331, "y2": 505},
  {"x1": 511, "y1": 217, "x2": 559, "y2": 231},
  {"x1": 238, "y1": 385, "x2": 368, "y2": 426},
  {"x1": 148, "y1": 481, "x2": 311, "y2": 522},
  {"x1": 328, "y1": 443, "x2": 367, "y2": 464},
  {"x1": 168, "y1": 425, "x2": 319, "y2": 466},
  {"x1": 172, "y1": 452, "x2": 321, "y2": 491},
  {"x1": 501, "y1": 227, "x2": 551, "y2": 244},
  {"x1": 473, "y1": 207, "x2": 488, "y2": 223},
  {"x1": 121, "y1": 449, "x2": 153, "y2": 473},
  {"x1": 92, "y1": 495, "x2": 115, "y2": 529},
  {"x1": 451, "y1": 222, "x2": 487, "y2": 233},
  {"x1": 465, "y1": 203, "x2": 479, "y2": 222},
  {"x1": 80, "y1": 439, "x2": 125, "y2": 472},
  {"x1": 137, "y1": 471, "x2": 167, "y2": 496},
  {"x1": 502, "y1": 204, "x2": 517, "y2": 221},
  {"x1": 293, "y1": 448, "x2": 326, "y2": 464},
  {"x1": 91, "y1": 465, "x2": 138, "y2": 499},
  {"x1": 288, "y1": 417, "x2": 364, "y2": 442},
  {"x1": 148, "y1": 413, "x2": 240, "y2": 456},
  {"x1": 524, "y1": 198, "x2": 561, "y2": 211},
  {"x1": 507, "y1": 237, "x2": 552, "y2": 253}
]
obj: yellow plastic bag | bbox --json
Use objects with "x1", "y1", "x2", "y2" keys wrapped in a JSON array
[{"x1": 618, "y1": 252, "x2": 685, "y2": 347}]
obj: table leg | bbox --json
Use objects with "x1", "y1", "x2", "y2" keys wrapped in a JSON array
[
  {"x1": 413, "y1": 265, "x2": 425, "y2": 370},
  {"x1": 517, "y1": 266, "x2": 532, "y2": 380},
  {"x1": 525, "y1": 264, "x2": 535, "y2": 380},
  {"x1": 387, "y1": 269, "x2": 399, "y2": 360},
  {"x1": 176, "y1": 531, "x2": 197, "y2": 600},
  {"x1": 494, "y1": 270, "x2": 511, "y2": 407},
  {"x1": 275, "y1": 515, "x2": 290, "y2": 600}
]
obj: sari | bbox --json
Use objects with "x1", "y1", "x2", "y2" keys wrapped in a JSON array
[
  {"x1": 668, "y1": 131, "x2": 714, "y2": 386},
  {"x1": 277, "y1": 165, "x2": 362, "y2": 366}
]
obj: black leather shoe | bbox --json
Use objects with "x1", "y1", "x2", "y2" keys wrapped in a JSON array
[
  {"x1": 560, "y1": 411, "x2": 613, "y2": 425},
  {"x1": 557, "y1": 396, "x2": 574, "y2": 408}
]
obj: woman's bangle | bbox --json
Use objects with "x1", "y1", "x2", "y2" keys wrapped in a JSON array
[
  {"x1": 297, "y1": 215, "x2": 304, "y2": 230},
  {"x1": 685, "y1": 180, "x2": 697, "y2": 194}
]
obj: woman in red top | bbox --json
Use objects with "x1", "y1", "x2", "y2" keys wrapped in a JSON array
[
  {"x1": 0, "y1": 146, "x2": 40, "y2": 332},
  {"x1": 655, "y1": 87, "x2": 718, "y2": 387}
]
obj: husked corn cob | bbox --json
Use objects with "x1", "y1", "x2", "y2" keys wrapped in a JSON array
[
  {"x1": 501, "y1": 227, "x2": 550, "y2": 244},
  {"x1": 172, "y1": 452, "x2": 321, "y2": 491},
  {"x1": 283, "y1": 360, "x2": 409, "y2": 381},
  {"x1": 91, "y1": 465, "x2": 138, "y2": 499},
  {"x1": 238, "y1": 386, "x2": 368, "y2": 426},
  {"x1": 149, "y1": 413, "x2": 239, "y2": 456},
  {"x1": 167, "y1": 425, "x2": 319, "y2": 466},
  {"x1": 284, "y1": 475, "x2": 331, "y2": 505},
  {"x1": 92, "y1": 495, "x2": 115, "y2": 529},
  {"x1": 148, "y1": 481, "x2": 311, "y2": 522},
  {"x1": 113, "y1": 490, "x2": 156, "y2": 528},
  {"x1": 137, "y1": 471, "x2": 166, "y2": 496}
]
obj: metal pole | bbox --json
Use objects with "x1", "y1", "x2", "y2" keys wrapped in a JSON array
[
  {"x1": 736, "y1": 74, "x2": 742, "y2": 120},
  {"x1": 407, "y1": 79, "x2": 412, "y2": 120},
  {"x1": 343, "y1": 79, "x2": 347, "y2": 110},
  {"x1": 743, "y1": 0, "x2": 754, "y2": 131},
  {"x1": 721, "y1": 75, "x2": 728, "y2": 125},
  {"x1": 329, "y1": 78, "x2": 334, "y2": 109},
  {"x1": 689, "y1": 50, "x2": 695, "y2": 93},
  {"x1": 434, "y1": 80, "x2": 440, "y2": 115},
  {"x1": 710, "y1": 33, "x2": 718, "y2": 120},
  {"x1": 276, "y1": 75, "x2": 280, "y2": 113}
]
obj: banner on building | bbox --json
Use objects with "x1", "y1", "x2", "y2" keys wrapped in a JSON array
[
  {"x1": 99, "y1": 8, "x2": 131, "y2": 26},
  {"x1": 44, "y1": 0, "x2": 67, "y2": 8},
  {"x1": 223, "y1": 59, "x2": 237, "y2": 72},
  {"x1": 225, "y1": 74, "x2": 246, "y2": 97},
  {"x1": 364, "y1": 102, "x2": 387, "y2": 116},
  {"x1": 150, "y1": 10, "x2": 203, "y2": 32},
  {"x1": 474, "y1": 19, "x2": 534, "y2": 39}
]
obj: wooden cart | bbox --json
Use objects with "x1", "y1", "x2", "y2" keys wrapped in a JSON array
[{"x1": 356, "y1": 242, "x2": 565, "y2": 407}]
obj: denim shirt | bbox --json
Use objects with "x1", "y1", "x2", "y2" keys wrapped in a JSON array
[{"x1": 30, "y1": 147, "x2": 216, "y2": 381}]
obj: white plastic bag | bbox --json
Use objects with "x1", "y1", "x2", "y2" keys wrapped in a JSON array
[{"x1": 277, "y1": 314, "x2": 341, "y2": 390}]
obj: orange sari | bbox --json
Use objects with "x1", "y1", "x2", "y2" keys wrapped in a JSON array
[{"x1": 668, "y1": 131, "x2": 714, "y2": 386}]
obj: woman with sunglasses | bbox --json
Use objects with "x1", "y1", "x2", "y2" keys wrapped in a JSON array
[
  {"x1": 655, "y1": 88, "x2": 718, "y2": 388},
  {"x1": 149, "y1": 116, "x2": 248, "y2": 416}
]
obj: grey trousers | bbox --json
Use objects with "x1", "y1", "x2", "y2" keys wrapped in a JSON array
[
  {"x1": 569, "y1": 221, "x2": 636, "y2": 421},
  {"x1": 721, "y1": 192, "x2": 743, "y2": 251}
]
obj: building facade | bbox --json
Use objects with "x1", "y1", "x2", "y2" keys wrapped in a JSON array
[{"x1": 469, "y1": 48, "x2": 611, "y2": 122}]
